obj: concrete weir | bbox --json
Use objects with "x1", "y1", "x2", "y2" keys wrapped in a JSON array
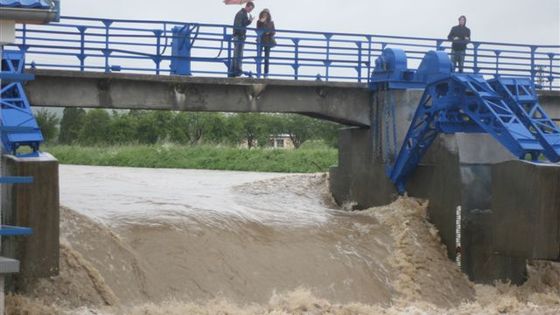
[{"x1": 330, "y1": 89, "x2": 560, "y2": 284}]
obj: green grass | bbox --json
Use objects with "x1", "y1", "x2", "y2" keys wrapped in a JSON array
[{"x1": 44, "y1": 143, "x2": 338, "y2": 173}]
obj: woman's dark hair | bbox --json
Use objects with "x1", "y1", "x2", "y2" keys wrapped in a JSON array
[{"x1": 259, "y1": 9, "x2": 272, "y2": 23}]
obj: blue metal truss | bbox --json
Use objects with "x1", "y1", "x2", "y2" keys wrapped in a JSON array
[
  {"x1": 0, "y1": 50, "x2": 36, "y2": 236},
  {"x1": 373, "y1": 48, "x2": 560, "y2": 193},
  {"x1": 489, "y1": 77, "x2": 560, "y2": 162},
  {"x1": 1, "y1": 50, "x2": 44, "y2": 156}
]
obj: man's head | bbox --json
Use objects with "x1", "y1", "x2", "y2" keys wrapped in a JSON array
[
  {"x1": 245, "y1": 2, "x2": 255, "y2": 13},
  {"x1": 458, "y1": 15, "x2": 467, "y2": 26}
]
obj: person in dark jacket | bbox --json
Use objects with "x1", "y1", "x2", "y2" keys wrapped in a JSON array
[
  {"x1": 229, "y1": 2, "x2": 255, "y2": 77},
  {"x1": 447, "y1": 15, "x2": 471, "y2": 73},
  {"x1": 256, "y1": 9, "x2": 275, "y2": 77}
]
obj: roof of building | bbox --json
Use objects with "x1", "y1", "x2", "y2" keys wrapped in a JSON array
[{"x1": 0, "y1": 0, "x2": 51, "y2": 9}]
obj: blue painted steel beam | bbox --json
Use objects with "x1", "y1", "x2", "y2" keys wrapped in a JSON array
[
  {"x1": 0, "y1": 73, "x2": 34, "y2": 83},
  {"x1": 0, "y1": 176, "x2": 33, "y2": 184},
  {"x1": 0, "y1": 225, "x2": 32, "y2": 236}
]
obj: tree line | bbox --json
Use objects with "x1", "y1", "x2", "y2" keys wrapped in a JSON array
[{"x1": 35, "y1": 108, "x2": 340, "y2": 148}]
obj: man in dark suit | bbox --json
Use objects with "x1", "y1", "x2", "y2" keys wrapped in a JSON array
[{"x1": 230, "y1": 2, "x2": 255, "y2": 77}]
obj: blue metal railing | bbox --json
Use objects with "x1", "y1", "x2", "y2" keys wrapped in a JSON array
[{"x1": 4, "y1": 16, "x2": 559, "y2": 90}]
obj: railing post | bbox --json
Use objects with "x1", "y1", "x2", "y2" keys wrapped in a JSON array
[
  {"x1": 356, "y1": 41, "x2": 363, "y2": 82},
  {"x1": 255, "y1": 29, "x2": 263, "y2": 79},
  {"x1": 366, "y1": 35, "x2": 372, "y2": 84},
  {"x1": 224, "y1": 27, "x2": 232, "y2": 76},
  {"x1": 530, "y1": 46, "x2": 537, "y2": 84},
  {"x1": 324, "y1": 33, "x2": 332, "y2": 81},
  {"x1": 102, "y1": 19, "x2": 113, "y2": 73},
  {"x1": 292, "y1": 38, "x2": 300, "y2": 80},
  {"x1": 494, "y1": 50, "x2": 501, "y2": 77},
  {"x1": 473, "y1": 42, "x2": 480, "y2": 74},
  {"x1": 153, "y1": 29, "x2": 163, "y2": 75},
  {"x1": 77, "y1": 26, "x2": 87, "y2": 72},
  {"x1": 548, "y1": 53, "x2": 555, "y2": 91},
  {"x1": 18, "y1": 24, "x2": 29, "y2": 53},
  {"x1": 436, "y1": 39, "x2": 444, "y2": 51}
]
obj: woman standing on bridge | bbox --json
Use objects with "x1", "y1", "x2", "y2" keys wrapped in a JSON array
[{"x1": 257, "y1": 9, "x2": 276, "y2": 77}]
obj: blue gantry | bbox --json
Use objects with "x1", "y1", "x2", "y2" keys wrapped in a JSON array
[{"x1": 371, "y1": 48, "x2": 560, "y2": 193}]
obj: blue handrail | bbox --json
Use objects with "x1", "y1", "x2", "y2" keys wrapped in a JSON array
[{"x1": 3, "y1": 15, "x2": 558, "y2": 90}]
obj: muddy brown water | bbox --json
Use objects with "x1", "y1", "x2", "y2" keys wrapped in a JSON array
[{"x1": 6, "y1": 165, "x2": 560, "y2": 314}]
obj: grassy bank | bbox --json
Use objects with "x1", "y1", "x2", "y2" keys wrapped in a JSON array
[{"x1": 44, "y1": 143, "x2": 338, "y2": 173}]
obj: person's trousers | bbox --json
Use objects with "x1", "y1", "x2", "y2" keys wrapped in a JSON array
[
  {"x1": 230, "y1": 36, "x2": 245, "y2": 77},
  {"x1": 260, "y1": 45, "x2": 271, "y2": 75},
  {"x1": 451, "y1": 49, "x2": 466, "y2": 73}
]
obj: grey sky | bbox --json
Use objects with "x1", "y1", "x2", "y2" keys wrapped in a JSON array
[{"x1": 63, "y1": 0, "x2": 559, "y2": 45}]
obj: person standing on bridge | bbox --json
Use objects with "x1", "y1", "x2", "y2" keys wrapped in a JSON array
[
  {"x1": 447, "y1": 15, "x2": 471, "y2": 73},
  {"x1": 257, "y1": 9, "x2": 276, "y2": 77},
  {"x1": 230, "y1": 1, "x2": 255, "y2": 77}
]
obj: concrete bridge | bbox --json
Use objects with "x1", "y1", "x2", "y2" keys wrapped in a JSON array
[{"x1": 2, "y1": 14, "x2": 560, "y2": 294}]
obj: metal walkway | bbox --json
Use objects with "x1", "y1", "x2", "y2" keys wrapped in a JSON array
[{"x1": 1, "y1": 16, "x2": 558, "y2": 89}]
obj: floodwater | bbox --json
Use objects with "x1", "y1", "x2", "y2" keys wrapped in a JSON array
[{"x1": 6, "y1": 165, "x2": 560, "y2": 314}]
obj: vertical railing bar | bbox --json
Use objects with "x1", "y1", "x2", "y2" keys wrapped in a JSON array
[
  {"x1": 102, "y1": 19, "x2": 113, "y2": 73},
  {"x1": 77, "y1": 26, "x2": 88, "y2": 71},
  {"x1": 473, "y1": 43, "x2": 480, "y2": 74},
  {"x1": 325, "y1": 33, "x2": 332, "y2": 81},
  {"x1": 366, "y1": 35, "x2": 372, "y2": 85},
  {"x1": 530, "y1": 45, "x2": 537, "y2": 85}
]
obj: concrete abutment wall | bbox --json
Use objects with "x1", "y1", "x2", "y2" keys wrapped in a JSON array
[{"x1": 1, "y1": 154, "x2": 60, "y2": 291}]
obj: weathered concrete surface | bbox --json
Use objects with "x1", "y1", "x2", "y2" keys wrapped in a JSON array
[
  {"x1": 329, "y1": 89, "x2": 531, "y2": 284},
  {"x1": 24, "y1": 70, "x2": 372, "y2": 127},
  {"x1": 492, "y1": 161, "x2": 560, "y2": 261},
  {"x1": 329, "y1": 127, "x2": 397, "y2": 209},
  {"x1": 1, "y1": 154, "x2": 60, "y2": 290},
  {"x1": 540, "y1": 90, "x2": 560, "y2": 121}
]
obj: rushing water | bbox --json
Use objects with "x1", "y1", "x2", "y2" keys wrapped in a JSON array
[{"x1": 6, "y1": 165, "x2": 560, "y2": 314}]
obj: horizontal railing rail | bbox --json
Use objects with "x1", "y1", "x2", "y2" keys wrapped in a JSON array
[{"x1": 3, "y1": 16, "x2": 559, "y2": 90}]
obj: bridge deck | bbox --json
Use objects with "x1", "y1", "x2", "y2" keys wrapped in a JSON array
[{"x1": 26, "y1": 70, "x2": 372, "y2": 127}]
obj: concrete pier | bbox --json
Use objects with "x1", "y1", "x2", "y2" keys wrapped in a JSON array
[
  {"x1": 1, "y1": 153, "x2": 59, "y2": 290},
  {"x1": 329, "y1": 89, "x2": 550, "y2": 284}
]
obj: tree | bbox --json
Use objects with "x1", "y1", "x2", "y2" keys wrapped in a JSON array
[
  {"x1": 282, "y1": 114, "x2": 340, "y2": 148},
  {"x1": 34, "y1": 109, "x2": 60, "y2": 143},
  {"x1": 283, "y1": 114, "x2": 315, "y2": 148},
  {"x1": 107, "y1": 111, "x2": 137, "y2": 144},
  {"x1": 231, "y1": 113, "x2": 271, "y2": 148},
  {"x1": 78, "y1": 109, "x2": 111, "y2": 145},
  {"x1": 59, "y1": 108, "x2": 86, "y2": 144}
]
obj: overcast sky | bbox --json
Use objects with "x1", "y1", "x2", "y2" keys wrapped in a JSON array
[{"x1": 62, "y1": 0, "x2": 559, "y2": 45}]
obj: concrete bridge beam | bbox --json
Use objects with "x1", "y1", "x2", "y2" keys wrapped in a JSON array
[{"x1": 25, "y1": 70, "x2": 372, "y2": 127}]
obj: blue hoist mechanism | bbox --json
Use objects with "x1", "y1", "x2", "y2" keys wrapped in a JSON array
[
  {"x1": 370, "y1": 48, "x2": 560, "y2": 194},
  {"x1": 0, "y1": 50, "x2": 39, "y2": 237}
]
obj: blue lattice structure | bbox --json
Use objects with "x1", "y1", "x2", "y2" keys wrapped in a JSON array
[
  {"x1": 0, "y1": 50, "x2": 44, "y2": 156},
  {"x1": 371, "y1": 48, "x2": 560, "y2": 193}
]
